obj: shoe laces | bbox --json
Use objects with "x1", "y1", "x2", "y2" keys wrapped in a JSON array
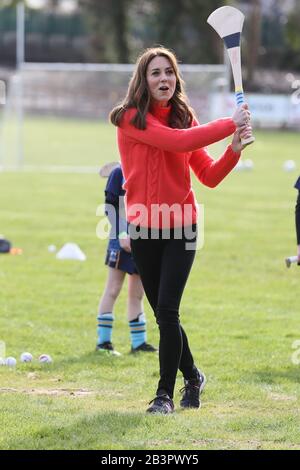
[
  {"x1": 148, "y1": 394, "x2": 171, "y2": 406},
  {"x1": 180, "y1": 379, "x2": 200, "y2": 396}
]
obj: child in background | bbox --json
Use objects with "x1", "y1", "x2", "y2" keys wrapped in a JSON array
[
  {"x1": 294, "y1": 176, "x2": 300, "y2": 264},
  {"x1": 96, "y1": 164, "x2": 157, "y2": 355}
]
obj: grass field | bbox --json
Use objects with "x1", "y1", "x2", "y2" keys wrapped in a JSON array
[{"x1": 0, "y1": 119, "x2": 300, "y2": 450}]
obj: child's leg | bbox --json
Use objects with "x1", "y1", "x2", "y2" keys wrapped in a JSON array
[
  {"x1": 127, "y1": 274, "x2": 156, "y2": 351},
  {"x1": 97, "y1": 267, "x2": 126, "y2": 346},
  {"x1": 127, "y1": 274, "x2": 144, "y2": 321}
]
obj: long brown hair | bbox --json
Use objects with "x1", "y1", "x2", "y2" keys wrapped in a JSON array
[{"x1": 109, "y1": 46, "x2": 195, "y2": 130}]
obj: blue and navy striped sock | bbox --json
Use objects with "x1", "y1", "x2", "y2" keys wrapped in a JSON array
[
  {"x1": 97, "y1": 312, "x2": 114, "y2": 345},
  {"x1": 129, "y1": 313, "x2": 147, "y2": 349}
]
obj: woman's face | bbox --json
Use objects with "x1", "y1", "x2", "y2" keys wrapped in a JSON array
[{"x1": 146, "y1": 56, "x2": 177, "y2": 107}]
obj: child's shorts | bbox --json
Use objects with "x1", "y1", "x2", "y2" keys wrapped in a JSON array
[{"x1": 105, "y1": 247, "x2": 139, "y2": 275}]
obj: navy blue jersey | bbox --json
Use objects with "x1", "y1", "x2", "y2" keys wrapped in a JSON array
[
  {"x1": 104, "y1": 166, "x2": 127, "y2": 248},
  {"x1": 294, "y1": 176, "x2": 300, "y2": 191},
  {"x1": 105, "y1": 165, "x2": 125, "y2": 203}
]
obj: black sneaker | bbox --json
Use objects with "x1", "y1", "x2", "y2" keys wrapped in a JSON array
[
  {"x1": 146, "y1": 394, "x2": 174, "y2": 414},
  {"x1": 131, "y1": 342, "x2": 157, "y2": 353},
  {"x1": 95, "y1": 341, "x2": 121, "y2": 356},
  {"x1": 180, "y1": 370, "x2": 206, "y2": 409}
]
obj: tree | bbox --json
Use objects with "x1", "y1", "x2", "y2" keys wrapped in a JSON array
[
  {"x1": 286, "y1": 1, "x2": 300, "y2": 63},
  {"x1": 153, "y1": 0, "x2": 185, "y2": 51},
  {"x1": 0, "y1": 0, "x2": 19, "y2": 6},
  {"x1": 79, "y1": 0, "x2": 129, "y2": 63},
  {"x1": 186, "y1": 0, "x2": 229, "y2": 63},
  {"x1": 244, "y1": 0, "x2": 262, "y2": 88},
  {"x1": 149, "y1": 0, "x2": 227, "y2": 63},
  {"x1": 110, "y1": 0, "x2": 129, "y2": 63}
]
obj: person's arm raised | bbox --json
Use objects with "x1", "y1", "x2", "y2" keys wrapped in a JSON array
[
  {"x1": 189, "y1": 145, "x2": 240, "y2": 188},
  {"x1": 119, "y1": 108, "x2": 237, "y2": 153}
]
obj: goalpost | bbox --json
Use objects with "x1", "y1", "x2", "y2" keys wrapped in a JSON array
[{"x1": 0, "y1": 62, "x2": 230, "y2": 172}]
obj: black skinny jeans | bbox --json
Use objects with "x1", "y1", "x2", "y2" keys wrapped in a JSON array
[{"x1": 130, "y1": 224, "x2": 199, "y2": 398}]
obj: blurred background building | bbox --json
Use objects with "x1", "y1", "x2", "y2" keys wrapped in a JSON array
[{"x1": 1, "y1": 1, "x2": 300, "y2": 83}]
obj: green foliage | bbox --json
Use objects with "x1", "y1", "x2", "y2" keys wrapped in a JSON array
[
  {"x1": 0, "y1": 0, "x2": 19, "y2": 7},
  {"x1": 286, "y1": 3, "x2": 300, "y2": 52},
  {"x1": 2, "y1": 0, "x2": 300, "y2": 70},
  {"x1": 79, "y1": 0, "x2": 228, "y2": 64},
  {"x1": 147, "y1": 0, "x2": 227, "y2": 63},
  {"x1": 79, "y1": 0, "x2": 129, "y2": 62},
  {"x1": 0, "y1": 119, "x2": 300, "y2": 449}
]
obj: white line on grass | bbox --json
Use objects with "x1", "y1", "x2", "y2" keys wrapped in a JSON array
[{"x1": 0, "y1": 165, "x2": 99, "y2": 174}]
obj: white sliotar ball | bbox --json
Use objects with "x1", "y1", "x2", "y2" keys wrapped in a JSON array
[
  {"x1": 283, "y1": 160, "x2": 296, "y2": 172},
  {"x1": 234, "y1": 160, "x2": 245, "y2": 171},
  {"x1": 48, "y1": 245, "x2": 57, "y2": 253},
  {"x1": 39, "y1": 354, "x2": 52, "y2": 363},
  {"x1": 244, "y1": 159, "x2": 254, "y2": 170},
  {"x1": 5, "y1": 357, "x2": 17, "y2": 367},
  {"x1": 20, "y1": 352, "x2": 33, "y2": 363}
]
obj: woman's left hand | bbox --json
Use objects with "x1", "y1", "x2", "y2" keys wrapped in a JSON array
[{"x1": 231, "y1": 124, "x2": 253, "y2": 153}]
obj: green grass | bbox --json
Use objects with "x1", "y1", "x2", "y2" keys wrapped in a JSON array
[
  {"x1": 1, "y1": 116, "x2": 120, "y2": 168},
  {"x1": 0, "y1": 120, "x2": 300, "y2": 450}
]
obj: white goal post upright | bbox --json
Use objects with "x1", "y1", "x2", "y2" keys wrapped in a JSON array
[
  {"x1": 16, "y1": 1, "x2": 25, "y2": 168},
  {"x1": 0, "y1": 1, "x2": 25, "y2": 170}
]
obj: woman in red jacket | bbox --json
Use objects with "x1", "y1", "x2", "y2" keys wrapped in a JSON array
[{"x1": 110, "y1": 46, "x2": 252, "y2": 414}]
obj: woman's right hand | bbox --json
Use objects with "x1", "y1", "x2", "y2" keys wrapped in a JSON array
[
  {"x1": 119, "y1": 236, "x2": 131, "y2": 253},
  {"x1": 232, "y1": 103, "x2": 251, "y2": 127}
]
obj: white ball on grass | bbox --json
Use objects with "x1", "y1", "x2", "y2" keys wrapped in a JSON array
[
  {"x1": 244, "y1": 159, "x2": 254, "y2": 170},
  {"x1": 5, "y1": 357, "x2": 17, "y2": 367},
  {"x1": 48, "y1": 245, "x2": 57, "y2": 253},
  {"x1": 39, "y1": 354, "x2": 52, "y2": 364},
  {"x1": 20, "y1": 352, "x2": 33, "y2": 363},
  {"x1": 283, "y1": 160, "x2": 296, "y2": 172},
  {"x1": 234, "y1": 160, "x2": 245, "y2": 171}
]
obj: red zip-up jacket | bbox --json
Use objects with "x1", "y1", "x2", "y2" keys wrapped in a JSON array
[{"x1": 117, "y1": 104, "x2": 240, "y2": 229}]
